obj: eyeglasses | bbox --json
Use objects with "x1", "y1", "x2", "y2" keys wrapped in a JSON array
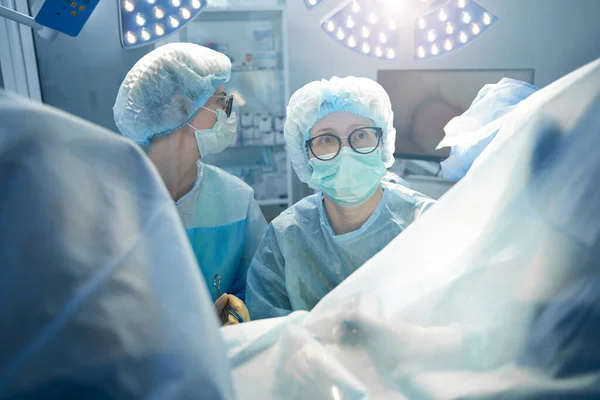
[
  {"x1": 305, "y1": 127, "x2": 383, "y2": 161},
  {"x1": 211, "y1": 95, "x2": 234, "y2": 118}
]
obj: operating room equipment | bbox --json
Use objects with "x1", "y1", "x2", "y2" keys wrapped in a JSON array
[{"x1": 214, "y1": 274, "x2": 248, "y2": 323}]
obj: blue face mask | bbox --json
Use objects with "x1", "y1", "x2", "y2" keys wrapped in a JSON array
[{"x1": 309, "y1": 147, "x2": 387, "y2": 207}]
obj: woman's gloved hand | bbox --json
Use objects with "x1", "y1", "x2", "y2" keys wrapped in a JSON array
[{"x1": 214, "y1": 294, "x2": 250, "y2": 326}]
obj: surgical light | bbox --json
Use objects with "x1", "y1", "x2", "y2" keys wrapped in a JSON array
[
  {"x1": 153, "y1": 7, "x2": 164, "y2": 19},
  {"x1": 135, "y1": 13, "x2": 146, "y2": 26},
  {"x1": 438, "y1": 9, "x2": 448, "y2": 22},
  {"x1": 119, "y1": 0, "x2": 206, "y2": 48},
  {"x1": 346, "y1": 16, "x2": 355, "y2": 28},
  {"x1": 461, "y1": 12, "x2": 471, "y2": 24},
  {"x1": 347, "y1": 35, "x2": 357, "y2": 47},
  {"x1": 126, "y1": 31, "x2": 137, "y2": 44},
  {"x1": 414, "y1": 0, "x2": 497, "y2": 60},
  {"x1": 361, "y1": 26, "x2": 370, "y2": 38},
  {"x1": 124, "y1": 0, "x2": 135, "y2": 12},
  {"x1": 304, "y1": 0, "x2": 325, "y2": 9},
  {"x1": 140, "y1": 28, "x2": 151, "y2": 40},
  {"x1": 180, "y1": 7, "x2": 191, "y2": 19},
  {"x1": 320, "y1": 0, "x2": 400, "y2": 60}
]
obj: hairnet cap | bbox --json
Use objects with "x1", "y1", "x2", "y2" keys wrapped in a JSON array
[
  {"x1": 113, "y1": 43, "x2": 232, "y2": 144},
  {"x1": 284, "y1": 76, "x2": 396, "y2": 185}
]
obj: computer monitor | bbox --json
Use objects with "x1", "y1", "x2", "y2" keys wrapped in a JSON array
[{"x1": 377, "y1": 69, "x2": 535, "y2": 161}]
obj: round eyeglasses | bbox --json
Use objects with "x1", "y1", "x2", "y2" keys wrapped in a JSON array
[{"x1": 305, "y1": 127, "x2": 383, "y2": 161}]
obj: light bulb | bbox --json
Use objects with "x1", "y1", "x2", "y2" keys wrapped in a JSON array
[
  {"x1": 352, "y1": 1, "x2": 360, "y2": 13},
  {"x1": 369, "y1": 12, "x2": 378, "y2": 24},
  {"x1": 346, "y1": 16, "x2": 355, "y2": 28},
  {"x1": 418, "y1": 17, "x2": 426, "y2": 29},
  {"x1": 444, "y1": 38, "x2": 453, "y2": 51},
  {"x1": 123, "y1": 0, "x2": 135, "y2": 12},
  {"x1": 379, "y1": 32, "x2": 388, "y2": 44},
  {"x1": 170, "y1": 0, "x2": 181, "y2": 6},
  {"x1": 459, "y1": 31, "x2": 468, "y2": 43},
  {"x1": 140, "y1": 28, "x2": 151, "y2": 41},
  {"x1": 154, "y1": 23, "x2": 165, "y2": 36},
  {"x1": 417, "y1": 46, "x2": 426, "y2": 58},
  {"x1": 482, "y1": 13, "x2": 492, "y2": 25},
  {"x1": 431, "y1": 44, "x2": 439, "y2": 55},
  {"x1": 361, "y1": 26, "x2": 370, "y2": 38},
  {"x1": 347, "y1": 35, "x2": 357, "y2": 48},
  {"x1": 153, "y1": 6, "x2": 165, "y2": 19},
  {"x1": 461, "y1": 12, "x2": 471, "y2": 24},
  {"x1": 362, "y1": 42, "x2": 371, "y2": 54},
  {"x1": 147, "y1": 0, "x2": 156, "y2": 3},
  {"x1": 438, "y1": 9, "x2": 448, "y2": 22},
  {"x1": 180, "y1": 7, "x2": 191, "y2": 19},
  {"x1": 386, "y1": 48, "x2": 396, "y2": 59},
  {"x1": 375, "y1": 46, "x2": 383, "y2": 57},
  {"x1": 308, "y1": 0, "x2": 317, "y2": 5},
  {"x1": 125, "y1": 31, "x2": 137, "y2": 44},
  {"x1": 169, "y1": 16, "x2": 180, "y2": 28},
  {"x1": 446, "y1": 22, "x2": 455, "y2": 34},
  {"x1": 191, "y1": 0, "x2": 201, "y2": 9},
  {"x1": 458, "y1": 0, "x2": 467, "y2": 8},
  {"x1": 471, "y1": 23, "x2": 480, "y2": 35},
  {"x1": 325, "y1": 20, "x2": 335, "y2": 32},
  {"x1": 427, "y1": 29, "x2": 436, "y2": 42},
  {"x1": 336, "y1": 27, "x2": 345, "y2": 40},
  {"x1": 135, "y1": 13, "x2": 145, "y2": 26}
]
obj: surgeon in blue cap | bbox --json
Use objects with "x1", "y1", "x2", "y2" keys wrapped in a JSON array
[
  {"x1": 114, "y1": 43, "x2": 266, "y2": 325},
  {"x1": 246, "y1": 76, "x2": 436, "y2": 320}
]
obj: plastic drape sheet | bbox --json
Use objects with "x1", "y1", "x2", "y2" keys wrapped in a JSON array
[
  {"x1": 0, "y1": 91, "x2": 234, "y2": 400},
  {"x1": 222, "y1": 58, "x2": 600, "y2": 399}
]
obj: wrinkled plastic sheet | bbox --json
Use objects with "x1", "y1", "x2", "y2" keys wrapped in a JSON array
[{"x1": 223, "y1": 58, "x2": 600, "y2": 399}]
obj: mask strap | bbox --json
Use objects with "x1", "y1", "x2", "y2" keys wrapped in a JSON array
[{"x1": 202, "y1": 106, "x2": 217, "y2": 115}]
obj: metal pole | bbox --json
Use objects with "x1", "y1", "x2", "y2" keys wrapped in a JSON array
[{"x1": 0, "y1": 4, "x2": 43, "y2": 30}]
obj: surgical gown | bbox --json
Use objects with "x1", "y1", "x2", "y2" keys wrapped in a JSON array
[
  {"x1": 246, "y1": 182, "x2": 435, "y2": 319},
  {"x1": 176, "y1": 162, "x2": 267, "y2": 301},
  {"x1": 0, "y1": 90, "x2": 233, "y2": 399}
]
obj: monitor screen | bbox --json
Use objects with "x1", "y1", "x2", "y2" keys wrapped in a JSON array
[{"x1": 377, "y1": 69, "x2": 535, "y2": 161}]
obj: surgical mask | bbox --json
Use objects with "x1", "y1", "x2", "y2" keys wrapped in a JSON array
[
  {"x1": 309, "y1": 147, "x2": 386, "y2": 207},
  {"x1": 188, "y1": 108, "x2": 237, "y2": 157}
]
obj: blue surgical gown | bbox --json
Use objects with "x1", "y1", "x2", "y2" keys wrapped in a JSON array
[
  {"x1": 176, "y1": 162, "x2": 267, "y2": 301},
  {"x1": 246, "y1": 182, "x2": 435, "y2": 319}
]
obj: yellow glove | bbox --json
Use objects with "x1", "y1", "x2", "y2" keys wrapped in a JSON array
[{"x1": 214, "y1": 294, "x2": 250, "y2": 326}]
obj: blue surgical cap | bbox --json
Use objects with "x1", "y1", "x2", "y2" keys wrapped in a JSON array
[
  {"x1": 113, "y1": 43, "x2": 231, "y2": 144},
  {"x1": 284, "y1": 76, "x2": 396, "y2": 185}
]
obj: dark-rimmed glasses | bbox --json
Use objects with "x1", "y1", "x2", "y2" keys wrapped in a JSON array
[{"x1": 305, "y1": 127, "x2": 383, "y2": 161}]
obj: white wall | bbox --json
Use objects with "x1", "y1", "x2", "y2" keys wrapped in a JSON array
[{"x1": 284, "y1": 0, "x2": 600, "y2": 94}]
